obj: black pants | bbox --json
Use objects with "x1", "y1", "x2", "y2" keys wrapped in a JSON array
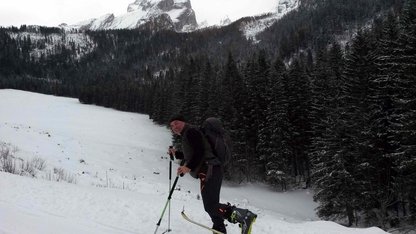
[{"x1": 199, "y1": 165, "x2": 228, "y2": 232}]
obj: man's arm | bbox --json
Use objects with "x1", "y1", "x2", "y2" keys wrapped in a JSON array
[
  {"x1": 184, "y1": 128, "x2": 204, "y2": 171},
  {"x1": 174, "y1": 151, "x2": 184, "y2": 160}
]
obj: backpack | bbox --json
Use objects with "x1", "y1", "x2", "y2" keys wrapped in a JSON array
[{"x1": 200, "y1": 117, "x2": 232, "y2": 166}]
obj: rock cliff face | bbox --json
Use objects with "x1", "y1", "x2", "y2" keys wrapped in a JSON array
[
  {"x1": 73, "y1": 0, "x2": 197, "y2": 32},
  {"x1": 239, "y1": 0, "x2": 300, "y2": 41},
  {"x1": 277, "y1": 0, "x2": 300, "y2": 14}
]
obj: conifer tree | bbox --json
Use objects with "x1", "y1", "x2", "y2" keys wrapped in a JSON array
[
  {"x1": 286, "y1": 58, "x2": 312, "y2": 184},
  {"x1": 221, "y1": 52, "x2": 251, "y2": 181},
  {"x1": 363, "y1": 13, "x2": 403, "y2": 227},
  {"x1": 174, "y1": 57, "x2": 201, "y2": 123},
  {"x1": 243, "y1": 51, "x2": 271, "y2": 181},
  {"x1": 311, "y1": 41, "x2": 345, "y2": 197},
  {"x1": 343, "y1": 30, "x2": 380, "y2": 225},
  {"x1": 198, "y1": 61, "x2": 215, "y2": 119},
  {"x1": 395, "y1": 0, "x2": 416, "y2": 223},
  {"x1": 310, "y1": 48, "x2": 331, "y2": 164},
  {"x1": 218, "y1": 53, "x2": 238, "y2": 126},
  {"x1": 314, "y1": 31, "x2": 377, "y2": 226},
  {"x1": 257, "y1": 58, "x2": 292, "y2": 190}
]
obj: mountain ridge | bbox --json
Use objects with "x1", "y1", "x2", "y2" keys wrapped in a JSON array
[
  {"x1": 65, "y1": 0, "x2": 299, "y2": 33},
  {"x1": 70, "y1": 0, "x2": 198, "y2": 32}
]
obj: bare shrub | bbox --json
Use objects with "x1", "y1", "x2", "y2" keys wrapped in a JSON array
[
  {"x1": 31, "y1": 157, "x2": 46, "y2": 171},
  {"x1": 45, "y1": 167, "x2": 77, "y2": 184},
  {"x1": 1, "y1": 142, "x2": 11, "y2": 160},
  {"x1": 1, "y1": 142, "x2": 46, "y2": 177},
  {"x1": 20, "y1": 160, "x2": 36, "y2": 177},
  {"x1": 20, "y1": 157, "x2": 46, "y2": 177},
  {"x1": 1, "y1": 141, "x2": 76, "y2": 184},
  {"x1": 3, "y1": 156, "x2": 17, "y2": 173},
  {"x1": 1, "y1": 142, "x2": 17, "y2": 174}
]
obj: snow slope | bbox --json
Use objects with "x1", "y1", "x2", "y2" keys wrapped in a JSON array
[
  {"x1": 240, "y1": 0, "x2": 300, "y2": 42},
  {"x1": 0, "y1": 89, "x2": 387, "y2": 234}
]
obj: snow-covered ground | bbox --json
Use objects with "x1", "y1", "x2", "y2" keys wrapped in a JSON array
[{"x1": 0, "y1": 89, "x2": 387, "y2": 234}]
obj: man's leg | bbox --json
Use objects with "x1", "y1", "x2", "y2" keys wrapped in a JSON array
[{"x1": 200, "y1": 166, "x2": 226, "y2": 233}]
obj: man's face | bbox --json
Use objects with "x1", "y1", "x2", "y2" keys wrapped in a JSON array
[{"x1": 170, "y1": 120, "x2": 185, "y2": 135}]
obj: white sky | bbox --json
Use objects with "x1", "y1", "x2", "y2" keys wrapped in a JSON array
[{"x1": 0, "y1": 0, "x2": 278, "y2": 27}]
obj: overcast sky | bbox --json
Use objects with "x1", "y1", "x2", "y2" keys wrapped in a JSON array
[{"x1": 0, "y1": 0, "x2": 278, "y2": 27}]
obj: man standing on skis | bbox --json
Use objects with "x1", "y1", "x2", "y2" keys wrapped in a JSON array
[{"x1": 168, "y1": 114, "x2": 257, "y2": 234}]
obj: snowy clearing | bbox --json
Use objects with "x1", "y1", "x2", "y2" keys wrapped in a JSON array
[{"x1": 0, "y1": 89, "x2": 387, "y2": 234}]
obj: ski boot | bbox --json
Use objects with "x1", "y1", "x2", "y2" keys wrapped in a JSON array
[{"x1": 228, "y1": 207, "x2": 257, "y2": 234}]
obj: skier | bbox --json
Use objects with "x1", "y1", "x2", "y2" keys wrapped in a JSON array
[{"x1": 169, "y1": 114, "x2": 257, "y2": 234}]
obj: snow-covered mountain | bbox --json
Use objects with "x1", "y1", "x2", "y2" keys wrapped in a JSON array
[
  {"x1": 240, "y1": 0, "x2": 300, "y2": 42},
  {"x1": 72, "y1": 0, "x2": 197, "y2": 32},
  {"x1": 67, "y1": 0, "x2": 300, "y2": 34}
]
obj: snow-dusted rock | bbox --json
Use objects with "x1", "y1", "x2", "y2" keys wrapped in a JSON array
[
  {"x1": 240, "y1": 0, "x2": 300, "y2": 42},
  {"x1": 71, "y1": 0, "x2": 197, "y2": 32}
]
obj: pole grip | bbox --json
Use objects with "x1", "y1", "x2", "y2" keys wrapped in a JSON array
[
  {"x1": 169, "y1": 145, "x2": 174, "y2": 161},
  {"x1": 169, "y1": 160, "x2": 172, "y2": 180}
]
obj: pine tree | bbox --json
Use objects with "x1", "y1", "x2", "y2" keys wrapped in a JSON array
[
  {"x1": 363, "y1": 13, "x2": 403, "y2": 227},
  {"x1": 395, "y1": 0, "x2": 416, "y2": 224},
  {"x1": 311, "y1": 41, "x2": 345, "y2": 198},
  {"x1": 257, "y1": 58, "x2": 292, "y2": 190},
  {"x1": 243, "y1": 51, "x2": 271, "y2": 181},
  {"x1": 221, "y1": 52, "x2": 251, "y2": 181},
  {"x1": 310, "y1": 47, "x2": 351, "y2": 222},
  {"x1": 198, "y1": 61, "x2": 216, "y2": 119},
  {"x1": 173, "y1": 57, "x2": 202, "y2": 123},
  {"x1": 310, "y1": 47, "x2": 332, "y2": 169},
  {"x1": 218, "y1": 53, "x2": 238, "y2": 126},
  {"x1": 314, "y1": 31, "x2": 377, "y2": 226},
  {"x1": 286, "y1": 58, "x2": 312, "y2": 185}
]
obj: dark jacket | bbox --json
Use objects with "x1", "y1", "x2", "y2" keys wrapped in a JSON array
[{"x1": 180, "y1": 124, "x2": 216, "y2": 178}]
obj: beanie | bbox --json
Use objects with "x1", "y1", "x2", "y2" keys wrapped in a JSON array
[{"x1": 169, "y1": 114, "x2": 186, "y2": 123}]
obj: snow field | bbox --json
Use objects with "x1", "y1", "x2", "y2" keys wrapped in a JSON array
[{"x1": 0, "y1": 90, "x2": 387, "y2": 234}]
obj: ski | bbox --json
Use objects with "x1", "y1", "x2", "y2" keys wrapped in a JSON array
[{"x1": 181, "y1": 210, "x2": 225, "y2": 234}]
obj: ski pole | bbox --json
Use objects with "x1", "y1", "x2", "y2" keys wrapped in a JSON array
[
  {"x1": 167, "y1": 147, "x2": 175, "y2": 232},
  {"x1": 167, "y1": 156, "x2": 173, "y2": 232},
  {"x1": 154, "y1": 175, "x2": 179, "y2": 234}
]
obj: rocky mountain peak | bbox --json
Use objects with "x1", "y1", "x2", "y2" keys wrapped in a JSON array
[{"x1": 72, "y1": 0, "x2": 197, "y2": 32}]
